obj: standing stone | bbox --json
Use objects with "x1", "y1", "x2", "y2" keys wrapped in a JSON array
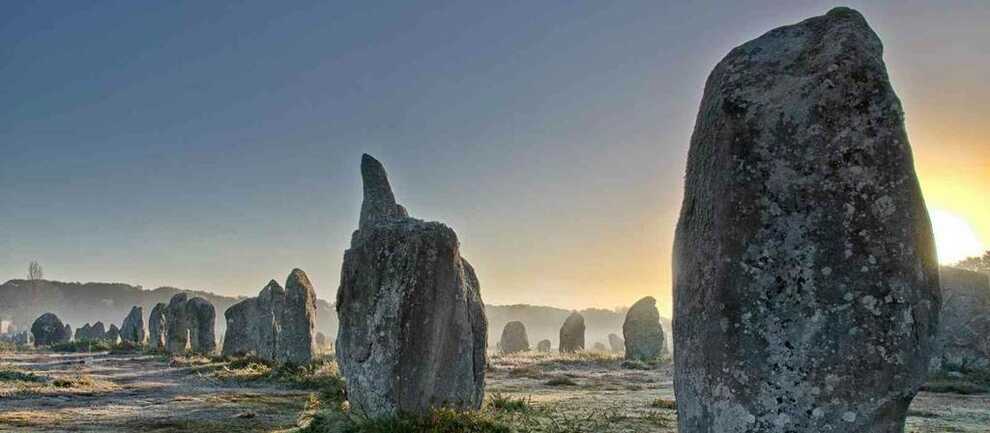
[
  {"x1": 608, "y1": 333, "x2": 624, "y2": 353},
  {"x1": 222, "y1": 271, "x2": 317, "y2": 365},
  {"x1": 91, "y1": 322, "x2": 107, "y2": 340},
  {"x1": 558, "y1": 312, "x2": 585, "y2": 353},
  {"x1": 499, "y1": 321, "x2": 530, "y2": 354},
  {"x1": 75, "y1": 323, "x2": 92, "y2": 341},
  {"x1": 932, "y1": 267, "x2": 990, "y2": 371},
  {"x1": 31, "y1": 313, "x2": 70, "y2": 346},
  {"x1": 255, "y1": 280, "x2": 284, "y2": 360},
  {"x1": 107, "y1": 324, "x2": 120, "y2": 344},
  {"x1": 148, "y1": 303, "x2": 167, "y2": 350},
  {"x1": 591, "y1": 342, "x2": 608, "y2": 352},
  {"x1": 672, "y1": 8, "x2": 940, "y2": 433},
  {"x1": 120, "y1": 306, "x2": 145, "y2": 345},
  {"x1": 162, "y1": 294, "x2": 215, "y2": 354},
  {"x1": 187, "y1": 297, "x2": 216, "y2": 354},
  {"x1": 623, "y1": 296, "x2": 666, "y2": 361},
  {"x1": 337, "y1": 154, "x2": 488, "y2": 418},
  {"x1": 165, "y1": 294, "x2": 191, "y2": 353},
  {"x1": 280, "y1": 269, "x2": 317, "y2": 364},
  {"x1": 536, "y1": 339, "x2": 552, "y2": 353}
]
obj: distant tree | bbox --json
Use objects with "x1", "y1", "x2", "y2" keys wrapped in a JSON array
[
  {"x1": 955, "y1": 250, "x2": 990, "y2": 275},
  {"x1": 27, "y1": 261, "x2": 43, "y2": 280}
]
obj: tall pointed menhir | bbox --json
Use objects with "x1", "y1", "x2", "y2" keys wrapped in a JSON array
[
  {"x1": 672, "y1": 8, "x2": 940, "y2": 433},
  {"x1": 337, "y1": 153, "x2": 488, "y2": 418}
]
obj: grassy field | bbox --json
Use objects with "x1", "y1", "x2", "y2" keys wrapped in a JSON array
[{"x1": 1, "y1": 348, "x2": 988, "y2": 432}]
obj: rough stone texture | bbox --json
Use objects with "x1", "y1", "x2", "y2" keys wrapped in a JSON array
[
  {"x1": 336, "y1": 154, "x2": 488, "y2": 418},
  {"x1": 623, "y1": 297, "x2": 666, "y2": 361},
  {"x1": 499, "y1": 321, "x2": 530, "y2": 354},
  {"x1": 672, "y1": 8, "x2": 940, "y2": 433},
  {"x1": 558, "y1": 312, "x2": 585, "y2": 353},
  {"x1": 148, "y1": 303, "x2": 167, "y2": 350},
  {"x1": 163, "y1": 294, "x2": 216, "y2": 354},
  {"x1": 932, "y1": 267, "x2": 990, "y2": 371},
  {"x1": 280, "y1": 269, "x2": 317, "y2": 364},
  {"x1": 608, "y1": 333, "x2": 625, "y2": 353},
  {"x1": 165, "y1": 294, "x2": 191, "y2": 353},
  {"x1": 536, "y1": 339, "x2": 552, "y2": 353},
  {"x1": 187, "y1": 297, "x2": 217, "y2": 354},
  {"x1": 221, "y1": 271, "x2": 317, "y2": 365},
  {"x1": 31, "y1": 313, "x2": 70, "y2": 346},
  {"x1": 120, "y1": 306, "x2": 145, "y2": 344},
  {"x1": 107, "y1": 324, "x2": 120, "y2": 343}
]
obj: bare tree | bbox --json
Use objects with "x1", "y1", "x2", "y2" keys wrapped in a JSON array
[{"x1": 27, "y1": 261, "x2": 43, "y2": 280}]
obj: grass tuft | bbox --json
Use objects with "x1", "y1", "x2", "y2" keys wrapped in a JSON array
[{"x1": 649, "y1": 397, "x2": 677, "y2": 410}]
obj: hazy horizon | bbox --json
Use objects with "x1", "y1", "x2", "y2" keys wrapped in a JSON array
[{"x1": 3, "y1": 1, "x2": 988, "y2": 316}]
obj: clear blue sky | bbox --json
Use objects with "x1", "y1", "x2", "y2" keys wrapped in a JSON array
[{"x1": 2, "y1": 1, "x2": 988, "y2": 312}]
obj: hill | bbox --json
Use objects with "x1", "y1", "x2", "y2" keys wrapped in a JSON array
[{"x1": 0, "y1": 279, "x2": 670, "y2": 350}]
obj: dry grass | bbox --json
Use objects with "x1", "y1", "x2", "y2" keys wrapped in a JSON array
[{"x1": 0, "y1": 365, "x2": 118, "y2": 397}]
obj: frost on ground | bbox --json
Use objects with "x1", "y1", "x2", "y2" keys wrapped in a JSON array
[{"x1": 1, "y1": 351, "x2": 987, "y2": 432}]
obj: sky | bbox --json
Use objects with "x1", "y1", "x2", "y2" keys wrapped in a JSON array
[{"x1": 1, "y1": 1, "x2": 987, "y2": 316}]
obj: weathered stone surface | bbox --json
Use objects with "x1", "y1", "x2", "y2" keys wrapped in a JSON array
[
  {"x1": 337, "y1": 154, "x2": 488, "y2": 418},
  {"x1": 608, "y1": 333, "x2": 624, "y2": 353},
  {"x1": 558, "y1": 312, "x2": 585, "y2": 353},
  {"x1": 187, "y1": 297, "x2": 216, "y2": 354},
  {"x1": 163, "y1": 293, "x2": 216, "y2": 354},
  {"x1": 932, "y1": 267, "x2": 990, "y2": 371},
  {"x1": 31, "y1": 313, "x2": 70, "y2": 346},
  {"x1": 536, "y1": 339, "x2": 552, "y2": 352},
  {"x1": 148, "y1": 303, "x2": 167, "y2": 350},
  {"x1": 221, "y1": 271, "x2": 317, "y2": 365},
  {"x1": 165, "y1": 294, "x2": 191, "y2": 353},
  {"x1": 623, "y1": 297, "x2": 666, "y2": 361},
  {"x1": 120, "y1": 306, "x2": 145, "y2": 345},
  {"x1": 672, "y1": 8, "x2": 940, "y2": 433},
  {"x1": 499, "y1": 321, "x2": 530, "y2": 354},
  {"x1": 280, "y1": 269, "x2": 317, "y2": 364}
]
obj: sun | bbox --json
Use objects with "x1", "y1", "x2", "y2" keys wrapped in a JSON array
[{"x1": 928, "y1": 208, "x2": 985, "y2": 265}]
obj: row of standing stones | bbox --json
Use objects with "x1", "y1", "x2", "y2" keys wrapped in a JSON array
[
  {"x1": 496, "y1": 296, "x2": 667, "y2": 363},
  {"x1": 15, "y1": 8, "x2": 989, "y2": 433},
  {"x1": 26, "y1": 279, "x2": 327, "y2": 365}
]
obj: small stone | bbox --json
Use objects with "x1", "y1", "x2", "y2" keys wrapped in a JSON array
[
  {"x1": 558, "y1": 312, "x2": 585, "y2": 353},
  {"x1": 499, "y1": 321, "x2": 530, "y2": 354}
]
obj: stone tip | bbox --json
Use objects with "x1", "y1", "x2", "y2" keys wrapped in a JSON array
[
  {"x1": 286, "y1": 268, "x2": 313, "y2": 288},
  {"x1": 359, "y1": 153, "x2": 409, "y2": 229}
]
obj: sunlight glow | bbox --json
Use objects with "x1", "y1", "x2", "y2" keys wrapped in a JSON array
[{"x1": 928, "y1": 208, "x2": 985, "y2": 265}]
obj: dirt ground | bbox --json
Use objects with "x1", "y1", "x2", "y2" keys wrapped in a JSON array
[
  {"x1": 0, "y1": 352, "x2": 311, "y2": 433},
  {"x1": 2, "y1": 351, "x2": 988, "y2": 432}
]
